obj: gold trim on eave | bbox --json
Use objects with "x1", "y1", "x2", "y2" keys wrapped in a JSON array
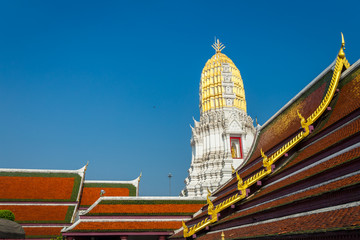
[{"x1": 183, "y1": 33, "x2": 351, "y2": 238}]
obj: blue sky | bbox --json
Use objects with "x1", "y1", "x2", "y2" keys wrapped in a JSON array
[{"x1": 1, "y1": 0, "x2": 360, "y2": 196}]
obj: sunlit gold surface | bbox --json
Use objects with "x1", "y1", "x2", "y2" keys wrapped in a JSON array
[
  {"x1": 183, "y1": 34, "x2": 350, "y2": 238},
  {"x1": 200, "y1": 39, "x2": 246, "y2": 113}
]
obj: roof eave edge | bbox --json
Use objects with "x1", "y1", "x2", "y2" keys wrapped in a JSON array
[{"x1": 260, "y1": 60, "x2": 336, "y2": 130}]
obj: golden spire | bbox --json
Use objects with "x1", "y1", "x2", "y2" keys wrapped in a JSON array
[
  {"x1": 338, "y1": 32, "x2": 346, "y2": 59},
  {"x1": 212, "y1": 38, "x2": 225, "y2": 53},
  {"x1": 201, "y1": 39, "x2": 246, "y2": 113}
]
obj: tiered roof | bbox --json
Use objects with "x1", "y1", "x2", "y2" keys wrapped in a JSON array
[
  {"x1": 0, "y1": 166, "x2": 86, "y2": 239},
  {"x1": 79, "y1": 178, "x2": 140, "y2": 210},
  {"x1": 172, "y1": 37, "x2": 360, "y2": 239},
  {"x1": 63, "y1": 197, "x2": 206, "y2": 238}
]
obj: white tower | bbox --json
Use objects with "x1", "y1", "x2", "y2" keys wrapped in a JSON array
[{"x1": 181, "y1": 39, "x2": 255, "y2": 197}]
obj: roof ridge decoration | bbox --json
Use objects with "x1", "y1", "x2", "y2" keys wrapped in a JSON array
[
  {"x1": 0, "y1": 165, "x2": 87, "y2": 175},
  {"x1": 73, "y1": 163, "x2": 88, "y2": 222},
  {"x1": 212, "y1": 38, "x2": 225, "y2": 53},
  {"x1": 182, "y1": 33, "x2": 351, "y2": 238}
]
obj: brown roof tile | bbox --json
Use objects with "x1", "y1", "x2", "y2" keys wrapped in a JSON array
[{"x1": 196, "y1": 205, "x2": 360, "y2": 240}]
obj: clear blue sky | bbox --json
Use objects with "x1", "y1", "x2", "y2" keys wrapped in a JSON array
[{"x1": 1, "y1": 0, "x2": 360, "y2": 196}]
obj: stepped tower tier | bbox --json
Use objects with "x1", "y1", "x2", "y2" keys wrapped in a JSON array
[{"x1": 181, "y1": 39, "x2": 256, "y2": 197}]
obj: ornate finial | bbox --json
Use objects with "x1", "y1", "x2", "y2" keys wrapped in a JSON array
[
  {"x1": 236, "y1": 171, "x2": 244, "y2": 190},
  {"x1": 261, "y1": 148, "x2": 270, "y2": 168},
  {"x1": 212, "y1": 38, "x2": 225, "y2": 53},
  {"x1": 260, "y1": 149, "x2": 266, "y2": 159},
  {"x1": 339, "y1": 32, "x2": 346, "y2": 59},
  {"x1": 297, "y1": 110, "x2": 307, "y2": 128},
  {"x1": 207, "y1": 188, "x2": 214, "y2": 214},
  {"x1": 138, "y1": 172, "x2": 142, "y2": 183},
  {"x1": 231, "y1": 164, "x2": 235, "y2": 174},
  {"x1": 221, "y1": 231, "x2": 225, "y2": 240},
  {"x1": 182, "y1": 221, "x2": 189, "y2": 233},
  {"x1": 84, "y1": 161, "x2": 89, "y2": 172}
]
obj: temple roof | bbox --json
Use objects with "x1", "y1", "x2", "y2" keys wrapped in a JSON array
[
  {"x1": 63, "y1": 197, "x2": 206, "y2": 236},
  {"x1": 0, "y1": 166, "x2": 86, "y2": 239},
  {"x1": 79, "y1": 178, "x2": 140, "y2": 209},
  {"x1": 172, "y1": 38, "x2": 360, "y2": 239}
]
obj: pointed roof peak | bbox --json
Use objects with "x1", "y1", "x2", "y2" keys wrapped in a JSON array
[{"x1": 212, "y1": 38, "x2": 225, "y2": 53}]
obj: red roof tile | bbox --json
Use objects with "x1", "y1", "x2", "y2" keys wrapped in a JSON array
[
  {"x1": 23, "y1": 226, "x2": 64, "y2": 238},
  {"x1": 323, "y1": 71, "x2": 360, "y2": 128},
  {"x1": 88, "y1": 203, "x2": 205, "y2": 215},
  {"x1": 280, "y1": 118, "x2": 360, "y2": 172},
  {"x1": 0, "y1": 205, "x2": 72, "y2": 223},
  {"x1": 70, "y1": 221, "x2": 182, "y2": 232},
  {"x1": 175, "y1": 63, "x2": 360, "y2": 239},
  {"x1": 80, "y1": 187, "x2": 130, "y2": 207},
  {"x1": 212, "y1": 111, "x2": 360, "y2": 206},
  {"x1": 0, "y1": 176, "x2": 75, "y2": 201},
  {"x1": 216, "y1": 72, "x2": 332, "y2": 197},
  {"x1": 246, "y1": 77, "x2": 328, "y2": 165},
  {"x1": 219, "y1": 173, "x2": 360, "y2": 223},
  {"x1": 196, "y1": 205, "x2": 360, "y2": 240},
  {"x1": 249, "y1": 147, "x2": 360, "y2": 201}
]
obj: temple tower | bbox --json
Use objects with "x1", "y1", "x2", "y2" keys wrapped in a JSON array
[{"x1": 181, "y1": 39, "x2": 255, "y2": 197}]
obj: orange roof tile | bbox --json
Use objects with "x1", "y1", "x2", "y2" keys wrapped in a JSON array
[
  {"x1": 23, "y1": 226, "x2": 64, "y2": 238},
  {"x1": 88, "y1": 203, "x2": 205, "y2": 215},
  {"x1": 0, "y1": 176, "x2": 75, "y2": 201},
  {"x1": 71, "y1": 221, "x2": 182, "y2": 231},
  {"x1": 80, "y1": 187, "x2": 130, "y2": 207},
  {"x1": 1, "y1": 205, "x2": 73, "y2": 223}
]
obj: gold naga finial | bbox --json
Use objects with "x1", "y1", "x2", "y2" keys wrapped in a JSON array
[
  {"x1": 182, "y1": 221, "x2": 189, "y2": 233},
  {"x1": 339, "y1": 32, "x2": 346, "y2": 59},
  {"x1": 207, "y1": 188, "x2": 214, "y2": 213},
  {"x1": 231, "y1": 164, "x2": 235, "y2": 174},
  {"x1": 207, "y1": 188, "x2": 212, "y2": 197},
  {"x1": 261, "y1": 148, "x2": 271, "y2": 168},
  {"x1": 260, "y1": 149, "x2": 266, "y2": 159},
  {"x1": 236, "y1": 171, "x2": 244, "y2": 190},
  {"x1": 212, "y1": 38, "x2": 225, "y2": 53},
  {"x1": 297, "y1": 110, "x2": 306, "y2": 126}
]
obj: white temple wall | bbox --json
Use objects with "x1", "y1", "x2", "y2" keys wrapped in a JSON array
[{"x1": 181, "y1": 45, "x2": 256, "y2": 197}]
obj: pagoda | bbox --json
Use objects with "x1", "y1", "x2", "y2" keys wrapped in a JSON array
[
  {"x1": 181, "y1": 39, "x2": 256, "y2": 197},
  {"x1": 172, "y1": 34, "x2": 360, "y2": 240}
]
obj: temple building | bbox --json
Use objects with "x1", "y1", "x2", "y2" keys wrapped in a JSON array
[
  {"x1": 172, "y1": 35, "x2": 360, "y2": 239},
  {"x1": 181, "y1": 40, "x2": 256, "y2": 197},
  {"x1": 0, "y1": 166, "x2": 141, "y2": 239},
  {"x1": 62, "y1": 196, "x2": 205, "y2": 239},
  {"x1": 0, "y1": 166, "x2": 206, "y2": 239},
  {"x1": 1, "y1": 35, "x2": 360, "y2": 240}
]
